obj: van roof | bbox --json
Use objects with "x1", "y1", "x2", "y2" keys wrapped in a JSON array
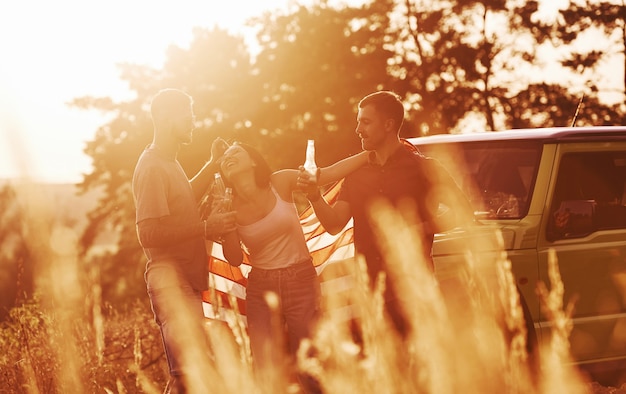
[{"x1": 407, "y1": 126, "x2": 626, "y2": 145}]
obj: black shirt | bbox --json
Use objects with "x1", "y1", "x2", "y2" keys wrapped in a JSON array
[{"x1": 338, "y1": 145, "x2": 448, "y2": 287}]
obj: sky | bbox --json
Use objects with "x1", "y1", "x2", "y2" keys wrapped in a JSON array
[
  {"x1": 0, "y1": 0, "x2": 297, "y2": 183},
  {"x1": 0, "y1": 0, "x2": 618, "y2": 183}
]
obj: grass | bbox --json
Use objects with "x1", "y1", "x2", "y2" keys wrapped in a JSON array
[{"x1": 0, "y1": 185, "x2": 624, "y2": 393}]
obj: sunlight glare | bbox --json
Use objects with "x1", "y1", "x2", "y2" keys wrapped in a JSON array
[
  {"x1": 534, "y1": 0, "x2": 568, "y2": 23},
  {"x1": 0, "y1": 0, "x2": 294, "y2": 183}
]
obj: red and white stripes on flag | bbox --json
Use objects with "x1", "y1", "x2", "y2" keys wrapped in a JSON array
[{"x1": 201, "y1": 180, "x2": 355, "y2": 323}]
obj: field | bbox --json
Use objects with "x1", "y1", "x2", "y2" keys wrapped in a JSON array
[{"x1": 1, "y1": 183, "x2": 625, "y2": 393}]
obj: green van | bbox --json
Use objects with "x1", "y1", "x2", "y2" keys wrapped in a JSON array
[{"x1": 409, "y1": 126, "x2": 626, "y2": 382}]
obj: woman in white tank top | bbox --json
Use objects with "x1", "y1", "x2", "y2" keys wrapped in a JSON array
[{"x1": 218, "y1": 142, "x2": 367, "y2": 393}]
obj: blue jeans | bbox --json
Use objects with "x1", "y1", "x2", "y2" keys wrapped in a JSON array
[
  {"x1": 246, "y1": 259, "x2": 321, "y2": 391},
  {"x1": 146, "y1": 269, "x2": 210, "y2": 392}
]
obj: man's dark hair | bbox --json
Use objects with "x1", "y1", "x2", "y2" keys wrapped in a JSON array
[{"x1": 358, "y1": 91, "x2": 405, "y2": 131}]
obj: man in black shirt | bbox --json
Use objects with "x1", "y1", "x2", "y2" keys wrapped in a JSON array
[{"x1": 299, "y1": 90, "x2": 474, "y2": 338}]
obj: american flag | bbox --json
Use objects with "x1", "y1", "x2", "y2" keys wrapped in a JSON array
[{"x1": 201, "y1": 180, "x2": 355, "y2": 324}]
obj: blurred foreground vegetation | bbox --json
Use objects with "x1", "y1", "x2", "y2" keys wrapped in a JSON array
[
  {"x1": 2, "y1": 0, "x2": 626, "y2": 392},
  {"x1": 1, "y1": 184, "x2": 624, "y2": 393},
  {"x1": 73, "y1": 0, "x2": 626, "y2": 313},
  {"x1": 3, "y1": 0, "x2": 623, "y2": 315}
]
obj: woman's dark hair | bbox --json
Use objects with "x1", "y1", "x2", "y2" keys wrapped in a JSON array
[{"x1": 221, "y1": 142, "x2": 272, "y2": 189}]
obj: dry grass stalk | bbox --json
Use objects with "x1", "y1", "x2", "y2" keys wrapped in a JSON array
[
  {"x1": 537, "y1": 249, "x2": 587, "y2": 394},
  {"x1": 0, "y1": 184, "x2": 607, "y2": 394}
]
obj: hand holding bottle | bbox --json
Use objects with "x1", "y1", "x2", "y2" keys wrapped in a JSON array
[
  {"x1": 211, "y1": 173, "x2": 233, "y2": 213},
  {"x1": 203, "y1": 209, "x2": 236, "y2": 239},
  {"x1": 303, "y1": 139, "x2": 318, "y2": 181},
  {"x1": 204, "y1": 172, "x2": 237, "y2": 240},
  {"x1": 298, "y1": 140, "x2": 322, "y2": 202},
  {"x1": 297, "y1": 166, "x2": 322, "y2": 202}
]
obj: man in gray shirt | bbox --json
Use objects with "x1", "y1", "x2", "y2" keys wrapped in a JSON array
[{"x1": 132, "y1": 88, "x2": 235, "y2": 394}]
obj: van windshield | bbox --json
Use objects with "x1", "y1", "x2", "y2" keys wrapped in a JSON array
[{"x1": 415, "y1": 140, "x2": 543, "y2": 220}]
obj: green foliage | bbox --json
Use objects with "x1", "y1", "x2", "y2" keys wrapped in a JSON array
[{"x1": 69, "y1": 0, "x2": 626, "y2": 308}]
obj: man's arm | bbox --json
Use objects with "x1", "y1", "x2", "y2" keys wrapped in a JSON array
[
  {"x1": 296, "y1": 165, "x2": 354, "y2": 234},
  {"x1": 312, "y1": 199, "x2": 352, "y2": 235},
  {"x1": 190, "y1": 137, "x2": 229, "y2": 201},
  {"x1": 137, "y1": 217, "x2": 204, "y2": 248},
  {"x1": 137, "y1": 212, "x2": 236, "y2": 248},
  {"x1": 190, "y1": 161, "x2": 221, "y2": 202}
]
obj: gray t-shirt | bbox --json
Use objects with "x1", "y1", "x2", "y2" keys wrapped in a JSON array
[{"x1": 132, "y1": 147, "x2": 208, "y2": 291}]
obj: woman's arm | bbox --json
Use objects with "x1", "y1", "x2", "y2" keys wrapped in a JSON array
[
  {"x1": 317, "y1": 151, "x2": 369, "y2": 185},
  {"x1": 221, "y1": 231, "x2": 243, "y2": 267},
  {"x1": 271, "y1": 150, "x2": 369, "y2": 201}
]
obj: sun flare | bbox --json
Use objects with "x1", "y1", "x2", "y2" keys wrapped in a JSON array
[{"x1": 0, "y1": 0, "x2": 291, "y2": 183}]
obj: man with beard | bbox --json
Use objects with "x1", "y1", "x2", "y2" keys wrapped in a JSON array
[{"x1": 132, "y1": 88, "x2": 235, "y2": 393}]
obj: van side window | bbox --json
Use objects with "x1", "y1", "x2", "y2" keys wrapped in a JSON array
[
  {"x1": 418, "y1": 141, "x2": 542, "y2": 220},
  {"x1": 547, "y1": 151, "x2": 626, "y2": 240}
]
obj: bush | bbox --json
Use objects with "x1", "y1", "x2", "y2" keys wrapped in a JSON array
[{"x1": 0, "y1": 296, "x2": 168, "y2": 393}]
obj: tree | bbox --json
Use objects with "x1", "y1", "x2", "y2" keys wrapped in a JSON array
[
  {"x1": 0, "y1": 184, "x2": 34, "y2": 321},
  {"x1": 72, "y1": 27, "x2": 258, "y2": 305},
  {"x1": 72, "y1": 0, "x2": 626, "y2": 306},
  {"x1": 513, "y1": 0, "x2": 626, "y2": 125},
  {"x1": 243, "y1": 0, "x2": 396, "y2": 167},
  {"x1": 72, "y1": 4, "x2": 396, "y2": 304},
  {"x1": 381, "y1": 0, "x2": 624, "y2": 133}
]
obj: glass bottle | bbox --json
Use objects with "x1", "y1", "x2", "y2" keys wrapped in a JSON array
[
  {"x1": 213, "y1": 172, "x2": 226, "y2": 197},
  {"x1": 212, "y1": 173, "x2": 231, "y2": 212},
  {"x1": 223, "y1": 187, "x2": 233, "y2": 212},
  {"x1": 303, "y1": 139, "x2": 318, "y2": 181}
]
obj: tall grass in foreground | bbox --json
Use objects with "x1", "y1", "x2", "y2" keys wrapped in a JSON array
[
  {"x1": 298, "y1": 200, "x2": 589, "y2": 394},
  {"x1": 0, "y1": 185, "x2": 613, "y2": 393}
]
